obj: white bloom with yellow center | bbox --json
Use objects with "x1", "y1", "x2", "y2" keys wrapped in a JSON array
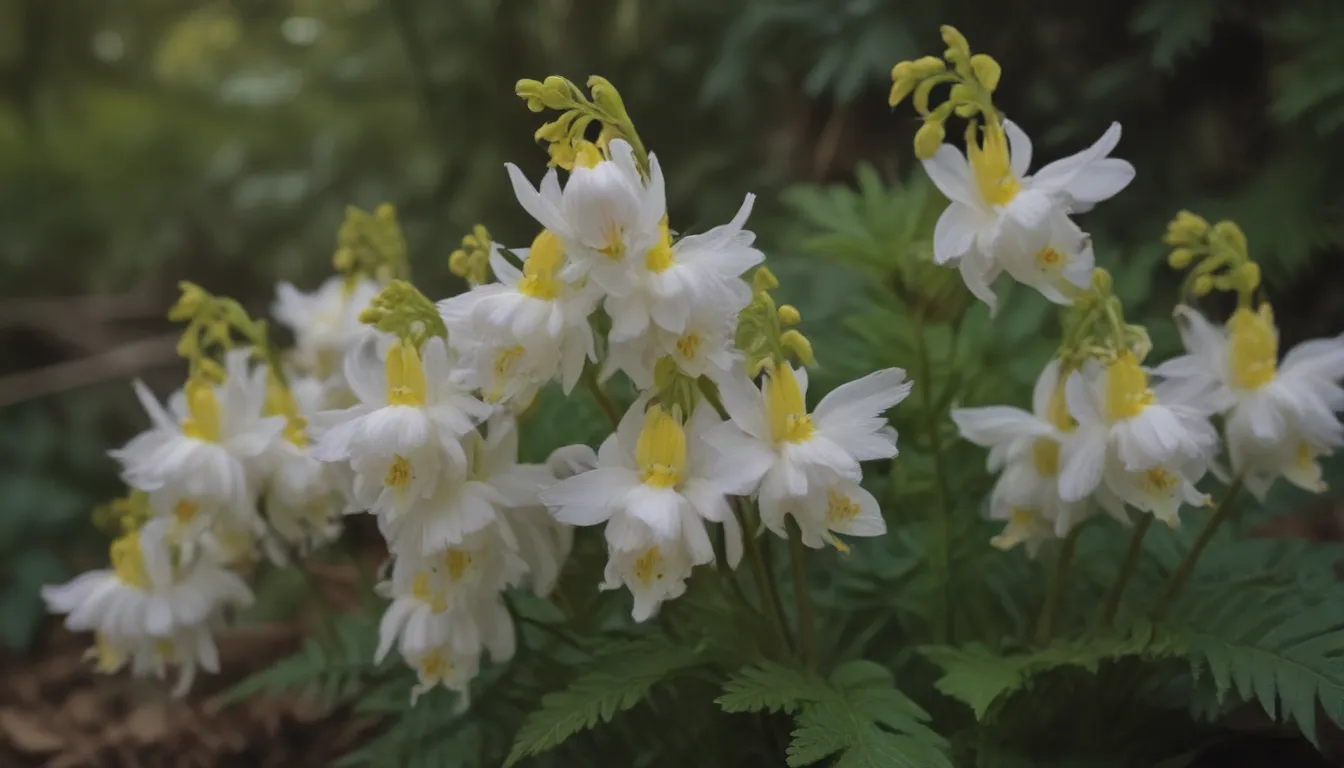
[
  {"x1": 272, "y1": 276, "x2": 380, "y2": 389},
  {"x1": 507, "y1": 139, "x2": 665, "y2": 296},
  {"x1": 312, "y1": 336, "x2": 492, "y2": 493},
  {"x1": 953, "y1": 359, "x2": 1099, "y2": 546},
  {"x1": 541, "y1": 400, "x2": 743, "y2": 620},
  {"x1": 1059, "y1": 353, "x2": 1217, "y2": 523},
  {"x1": 603, "y1": 304, "x2": 742, "y2": 389},
  {"x1": 1154, "y1": 304, "x2": 1344, "y2": 499},
  {"x1": 438, "y1": 232, "x2": 599, "y2": 399},
  {"x1": 603, "y1": 196, "x2": 763, "y2": 344},
  {"x1": 259, "y1": 376, "x2": 344, "y2": 553},
  {"x1": 924, "y1": 120, "x2": 1133, "y2": 310},
  {"x1": 41, "y1": 522, "x2": 253, "y2": 695},
  {"x1": 114, "y1": 350, "x2": 285, "y2": 525},
  {"x1": 707, "y1": 363, "x2": 910, "y2": 536}
]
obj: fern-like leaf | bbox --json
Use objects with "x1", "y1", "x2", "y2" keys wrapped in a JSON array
[
  {"x1": 504, "y1": 637, "x2": 705, "y2": 766},
  {"x1": 718, "y1": 660, "x2": 951, "y2": 767},
  {"x1": 216, "y1": 614, "x2": 382, "y2": 709}
]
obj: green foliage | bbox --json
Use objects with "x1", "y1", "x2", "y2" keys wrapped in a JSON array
[
  {"x1": 719, "y1": 660, "x2": 952, "y2": 768},
  {"x1": 504, "y1": 637, "x2": 707, "y2": 766},
  {"x1": 217, "y1": 613, "x2": 384, "y2": 709}
]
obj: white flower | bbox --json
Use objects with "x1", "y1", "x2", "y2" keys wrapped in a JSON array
[
  {"x1": 374, "y1": 528, "x2": 521, "y2": 702},
  {"x1": 602, "y1": 196, "x2": 763, "y2": 344},
  {"x1": 41, "y1": 523, "x2": 252, "y2": 695},
  {"x1": 953, "y1": 358, "x2": 1096, "y2": 546},
  {"x1": 1154, "y1": 304, "x2": 1344, "y2": 499},
  {"x1": 114, "y1": 350, "x2": 285, "y2": 527},
  {"x1": 272, "y1": 276, "x2": 380, "y2": 388},
  {"x1": 770, "y1": 477, "x2": 886, "y2": 549},
  {"x1": 507, "y1": 139, "x2": 665, "y2": 296},
  {"x1": 1059, "y1": 352, "x2": 1217, "y2": 524},
  {"x1": 604, "y1": 305, "x2": 742, "y2": 389},
  {"x1": 438, "y1": 232, "x2": 599, "y2": 400},
  {"x1": 541, "y1": 400, "x2": 742, "y2": 620},
  {"x1": 312, "y1": 336, "x2": 492, "y2": 497},
  {"x1": 924, "y1": 120, "x2": 1133, "y2": 310},
  {"x1": 706, "y1": 363, "x2": 910, "y2": 543},
  {"x1": 260, "y1": 377, "x2": 344, "y2": 552}
]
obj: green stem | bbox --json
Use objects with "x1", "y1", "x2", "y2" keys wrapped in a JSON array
[
  {"x1": 736, "y1": 501, "x2": 792, "y2": 657},
  {"x1": 583, "y1": 364, "x2": 621, "y2": 429},
  {"x1": 785, "y1": 517, "x2": 818, "y2": 670},
  {"x1": 913, "y1": 313, "x2": 954, "y2": 642},
  {"x1": 1099, "y1": 515, "x2": 1152, "y2": 627},
  {"x1": 1035, "y1": 525, "x2": 1082, "y2": 646},
  {"x1": 1153, "y1": 476, "x2": 1244, "y2": 618}
]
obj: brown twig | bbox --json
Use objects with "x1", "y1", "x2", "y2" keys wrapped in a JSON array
[{"x1": 0, "y1": 333, "x2": 179, "y2": 408}]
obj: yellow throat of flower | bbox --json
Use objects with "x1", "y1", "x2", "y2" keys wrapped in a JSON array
[
  {"x1": 180, "y1": 377, "x2": 222, "y2": 442},
  {"x1": 825, "y1": 489, "x2": 861, "y2": 525},
  {"x1": 385, "y1": 340, "x2": 428, "y2": 407},
  {"x1": 645, "y1": 218, "x2": 674, "y2": 273},
  {"x1": 411, "y1": 570, "x2": 448, "y2": 613},
  {"x1": 1105, "y1": 351, "x2": 1156, "y2": 422},
  {"x1": 967, "y1": 120, "x2": 1021, "y2": 207},
  {"x1": 418, "y1": 648, "x2": 452, "y2": 681},
  {"x1": 634, "y1": 546, "x2": 663, "y2": 586},
  {"x1": 518, "y1": 230, "x2": 565, "y2": 300},
  {"x1": 1227, "y1": 304, "x2": 1278, "y2": 391},
  {"x1": 265, "y1": 373, "x2": 308, "y2": 447},
  {"x1": 110, "y1": 533, "x2": 150, "y2": 590},
  {"x1": 675, "y1": 331, "x2": 701, "y2": 361},
  {"x1": 385, "y1": 455, "x2": 411, "y2": 489},
  {"x1": 574, "y1": 140, "x2": 602, "y2": 169},
  {"x1": 765, "y1": 363, "x2": 814, "y2": 443},
  {"x1": 636, "y1": 405, "x2": 686, "y2": 488}
]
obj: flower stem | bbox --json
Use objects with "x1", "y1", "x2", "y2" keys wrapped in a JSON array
[
  {"x1": 1099, "y1": 515, "x2": 1152, "y2": 627},
  {"x1": 583, "y1": 364, "x2": 621, "y2": 429},
  {"x1": 735, "y1": 501, "x2": 793, "y2": 657},
  {"x1": 1153, "y1": 476, "x2": 1244, "y2": 618},
  {"x1": 785, "y1": 517, "x2": 818, "y2": 670},
  {"x1": 913, "y1": 314, "x2": 954, "y2": 642},
  {"x1": 1035, "y1": 524, "x2": 1082, "y2": 646}
]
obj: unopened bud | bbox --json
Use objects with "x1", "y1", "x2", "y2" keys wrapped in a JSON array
[
  {"x1": 911, "y1": 56, "x2": 946, "y2": 78},
  {"x1": 1192, "y1": 275, "x2": 1214, "y2": 296},
  {"x1": 778, "y1": 305, "x2": 801, "y2": 326},
  {"x1": 752, "y1": 267, "x2": 779, "y2": 293},
  {"x1": 888, "y1": 77, "x2": 916, "y2": 108},
  {"x1": 1237, "y1": 261, "x2": 1261, "y2": 291},
  {"x1": 781, "y1": 330, "x2": 814, "y2": 365},
  {"x1": 970, "y1": 54, "x2": 1001, "y2": 91},
  {"x1": 914, "y1": 119, "x2": 946, "y2": 160},
  {"x1": 940, "y1": 26, "x2": 971, "y2": 59},
  {"x1": 1167, "y1": 247, "x2": 1195, "y2": 269}
]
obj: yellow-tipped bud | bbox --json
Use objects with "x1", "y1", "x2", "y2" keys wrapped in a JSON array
[
  {"x1": 1090, "y1": 268, "x2": 1113, "y2": 294},
  {"x1": 1211, "y1": 220, "x2": 1248, "y2": 256},
  {"x1": 588, "y1": 75, "x2": 627, "y2": 117},
  {"x1": 941, "y1": 25, "x2": 971, "y2": 59},
  {"x1": 778, "y1": 305, "x2": 801, "y2": 326},
  {"x1": 914, "y1": 119, "x2": 946, "y2": 160},
  {"x1": 333, "y1": 247, "x2": 354, "y2": 272},
  {"x1": 1192, "y1": 275, "x2": 1214, "y2": 296},
  {"x1": 912, "y1": 56, "x2": 947, "y2": 78},
  {"x1": 1237, "y1": 261, "x2": 1261, "y2": 291},
  {"x1": 889, "y1": 77, "x2": 916, "y2": 108},
  {"x1": 891, "y1": 60, "x2": 915, "y2": 81},
  {"x1": 970, "y1": 54, "x2": 1001, "y2": 91},
  {"x1": 1167, "y1": 247, "x2": 1195, "y2": 269},
  {"x1": 781, "y1": 330, "x2": 814, "y2": 365},
  {"x1": 1164, "y1": 210, "x2": 1210, "y2": 246},
  {"x1": 448, "y1": 249, "x2": 470, "y2": 276},
  {"x1": 752, "y1": 266, "x2": 779, "y2": 293},
  {"x1": 375, "y1": 203, "x2": 396, "y2": 220},
  {"x1": 547, "y1": 141, "x2": 577, "y2": 170},
  {"x1": 169, "y1": 282, "x2": 207, "y2": 322},
  {"x1": 540, "y1": 76, "x2": 572, "y2": 108}
]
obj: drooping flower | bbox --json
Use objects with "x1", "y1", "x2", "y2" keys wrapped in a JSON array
[
  {"x1": 258, "y1": 376, "x2": 345, "y2": 553},
  {"x1": 706, "y1": 363, "x2": 910, "y2": 545},
  {"x1": 41, "y1": 522, "x2": 253, "y2": 695},
  {"x1": 272, "y1": 276, "x2": 380, "y2": 394},
  {"x1": 1154, "y1": 304, "x2": 1344, "y2": 499},
  {"x1": 541, "y1": 400, "x2": 742, "y2": 620},
  {"x1": 924, "y1": 120, "x2": 1133, "y2": 310}
]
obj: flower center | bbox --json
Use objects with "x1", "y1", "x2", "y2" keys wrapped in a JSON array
[
  {"x1": 1031, "y1": 439, "x2": 1060, "y2": 476},
  {"x1": 417, "y1": 648, "x2": 452, "y2": 681},
  {"x1": 1036, "y1": 247, "x2": 1063, "y2": 270},
  {"x1": 645, "y1": 218, "x2": 674, "y2": 273},
  {"x1": 825, "y1": 489, "x2": 860, "y2": 525},
  {"x1": 634, "y1": 547, "x2": 664, "y2": 586},
  {"x1": 384, "y1": 340, "x2": 427, "y2": 407},
  {"x1": 1227, "y1": 304, "x2": 1278, "y2": 391},
  {"x1": 675, "y1": 331, "x2": 701, "y2": 361},
  {"x1": 967, "y1": 121, "x2": 1021, "y2": 207},
  {"x1": 173, "y1": 500, "x2": 198, "y2": 524},
  {"x1": 600, "y1": 221, "x2": 626, "y2": 261},
  {"x1": 445, "y1": 549, "x2": 473, "y2": 581},
  {"x1": 411, "y1": 571, "x2": 448, "y2": 613},
  {"x1": 517, "y1": 230, "x2": 565, "y2": 300},
  {"x1": 154, "y1": 638, "x2": 176, "y2": 663},
  {"x1": 990, "y1": 507, "x2": 1039, "y2": 551},
  {"x1": 636, "y1": 405, "x2": 686, "y2": 488},
  {"x1": 384, "y1": 455, "x2": 411, "y2": 489},
  {"x1": 265, "y1": 374, "x2": 308, "y2": 447},
  {"x1": 764, "y1": 363, "x2": 814, "y2": 444},
  {"x1": 1104, "y1": 352, "x2": 1156, "y2": 422},
  {"x1": 180, "y1": 378, "x2": 222, "y2": 442},
  {"x1": 110, "y1": 533, "x2": 150, "y2": 590},
  {"x1": 1143, "y1": 467, "x2": 1180, "y2": 494}
]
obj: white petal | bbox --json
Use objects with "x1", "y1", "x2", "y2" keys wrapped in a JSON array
[
  {"x1": 1003, "y1": 119, "x2": 1033, "y2": 178},
  {"x1": 1059, "y1": 426, "x2": 1107, "y2": 502},
  {"x1": 950, "y1": 406, "x2": 1053, "y2": 448},
  {"x1": 922, "y1": 145, "x2": 978, "y2": 208},
  {"x1": 933, "y1": 204, "x2": 977, "y2": 265}
]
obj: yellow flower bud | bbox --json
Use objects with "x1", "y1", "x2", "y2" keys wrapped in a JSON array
[
  {"x1": 1238, "y1": 261, "x2": 1261, "y2": 291},
  {"x1": 752, "y1": 266, "x2": 779, "y2": 293},
  {"x1": 1192, "y1": 275, "x2": 1214, "y2": 296},
  {"x1": 538, "y1": 76, "x2": 572, "y2": 109},
  {"x1": 890, "y1": 60, "x2": 914, "y2": 81},
  {"x1": 781, "y1": 330, "x2": 814, "y2": 365},
  {"x1": 375, "y1": 203, "x2": 396, "y2": 220},
  {"x1": 1167, "y1": 247, "x2": 1195, "y2": 269},
  {"x1": 449, "y1": 249, "x2": 470, "y2": 277},
  {"x1": 588, "y1": 75, "x2": 627, "y2": 117},
  {"x1": 970, "y1": 54, "x2": 1001, "y2": 91},
  {"x1": 1211, "y1": 220, "x2": 1248, "y2": 256},
  {"x1": 777, "y1": 304, "x2": 801, "y2": 326},
  {"x1": 913, "y1": 77, "x2": 939, "y2": 114},
  {"x1": 889, "y1": 77, "x2": 916, "y2": 108},
  {"x1": 911, "y1": 56, "x2": 946, "y2": 78},
  {"x1": 547, "y1": 141, "x2": 577, "y2": 170},
  {"x1": 1163, "y1": 210, "x2": 1209, "y2": 246},
  {"x1": 914, "y1": 119, "x2": 946, "y2": 160},
  {"x1": 1090, "y1": 268, "x2": 1113, "y2": 294},
  {"x1": 940, "y1": 26, "x2": 971, "y2": 59},
  {"x1": 333, "y1": 247, "x2": 354, "y2": 272}
]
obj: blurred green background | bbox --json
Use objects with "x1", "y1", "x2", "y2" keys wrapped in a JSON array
[{"x1": 3, "y1": 0, "x2": 1344, "y2": 654}]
